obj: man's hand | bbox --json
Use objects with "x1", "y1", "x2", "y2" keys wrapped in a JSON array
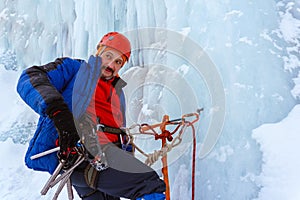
[{"x1": 49, "y1": 106, "x2": 80, "y2": 161}]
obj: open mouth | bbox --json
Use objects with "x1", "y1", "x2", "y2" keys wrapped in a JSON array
[{"x1": 103, "y1": 66, "x2": 114, "y2": 74}]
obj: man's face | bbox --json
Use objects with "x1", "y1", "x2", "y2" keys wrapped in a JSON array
[{"x1": 99, "y1": 48, "x2": 125, "y2": 79}]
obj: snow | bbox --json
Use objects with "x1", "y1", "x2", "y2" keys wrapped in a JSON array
[
  {"x1": 223, "y1": 10, "x2": 243, "y2": 21},
  {"x1": 0, "y1": 0, "x2": 300, "y2": 200},
  {"x1": 279, "y1": 7, "x2": 300, "y2": 43},
  {"x1": 0, "y1": 139, "x2": 80, "y2": 200},
  {"x1": 291, "y1": 72, "x2": 300, "y2": 99},
  {"x1": 0, "y1": 66, "x2": 19, "y2": 131},
  {"x1": 252, "y1": 105, "x2": 300, "y2": 200}
]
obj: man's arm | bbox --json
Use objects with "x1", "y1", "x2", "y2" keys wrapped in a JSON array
[
  {"x1": 16, "y1": 57, "x2": 82, "y2": 115},
  {"x1": 17, "y1": 57, "x2": 82, "y2": 159}
]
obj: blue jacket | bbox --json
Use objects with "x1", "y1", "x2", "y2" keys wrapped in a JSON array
[{"x1": 17, "y1": 57, "x2": 126, "y2": 174}]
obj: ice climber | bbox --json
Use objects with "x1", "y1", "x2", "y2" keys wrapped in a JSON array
[{"x1": 17, "y1": 32, "x2": 166, "y2": 200}]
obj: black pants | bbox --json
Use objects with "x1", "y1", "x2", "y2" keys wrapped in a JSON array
[{"x1": 71, "y1": 143, "x2": 166, "y2": 200}]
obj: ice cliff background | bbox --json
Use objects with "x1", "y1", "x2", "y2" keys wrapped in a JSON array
[{"x1": 0, "y1": 0, "x2": 300, "y2": 199}]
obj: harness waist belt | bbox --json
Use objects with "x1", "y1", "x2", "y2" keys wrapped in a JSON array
[{"x1": 96, "y1": 124, "x2": 126, "y2": 135}]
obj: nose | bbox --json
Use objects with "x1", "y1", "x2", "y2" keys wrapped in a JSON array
[
  {"x1": 102, "y1": 59, "x2": 115, "y2": 69},
  {"x1": 107, "y1": 62, "x2": 116, "y2": 70}
]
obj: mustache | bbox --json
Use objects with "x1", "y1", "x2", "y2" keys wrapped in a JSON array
[{"x1": 102, "y1": 65, "x2": 114, "y2": 73}]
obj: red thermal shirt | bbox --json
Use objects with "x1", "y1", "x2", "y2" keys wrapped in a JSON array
[{"x1": 86, "y1": 77, "x2": 124, "y2": 144}]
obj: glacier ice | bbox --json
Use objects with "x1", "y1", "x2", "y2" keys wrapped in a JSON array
[{"x1": 0, "y1": 0, "x2": 299, "y2": 200}]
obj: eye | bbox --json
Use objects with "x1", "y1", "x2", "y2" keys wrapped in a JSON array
[
  {"x1": 115, "y1": 59, "x2": 123, "y2": 66},
  {"x1": 105, "y1": 53, "x2": 112, "y2": 59}
]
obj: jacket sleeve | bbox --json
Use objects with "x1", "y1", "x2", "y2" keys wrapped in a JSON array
[{"x1": 16, "y1": 57, "x2": 81, "y2": 116}]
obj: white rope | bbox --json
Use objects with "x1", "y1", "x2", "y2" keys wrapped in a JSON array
[
  {"x1": 126, "y1": 122, "x2": 190, "y2": 166},
  {"x1": 144, "y1": 144, "x2": 173, "y2": 166}
]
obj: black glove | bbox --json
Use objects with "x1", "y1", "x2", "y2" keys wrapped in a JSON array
[
  {"x1": 47, "y1": 103, "x2": 80, "y2": 161},
  {"x1": 78, "y1": 114, "x2": 108, "y2": 171},
  {"x1": 77, "y1": 114, "x2": 101, "y2": 157}
]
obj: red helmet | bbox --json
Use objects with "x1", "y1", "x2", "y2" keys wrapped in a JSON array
[{"x1": 97, "y1": 32, "x2": 131, "y2": 61}]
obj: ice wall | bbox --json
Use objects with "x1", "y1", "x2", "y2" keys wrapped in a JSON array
[{"x1": 0, "y1": 0, "x2": 299, "y2": 200}]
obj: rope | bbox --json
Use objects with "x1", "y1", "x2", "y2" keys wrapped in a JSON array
[
  {"x1": 125, "y1": 111, "x2": 201, "y2": 200},
  {"x1": 144, "y1": 144, "x2": 173, "y2": 166},
  {"x1": 190, "y1": 122, "x2": 196, "y2": 200},
  {"x1": 128, "y1": 123, "x2": 188, "y2": 166}
]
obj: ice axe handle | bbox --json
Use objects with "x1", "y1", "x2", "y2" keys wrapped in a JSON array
[{"x1": 30, "y1": 147, "x2": 60, "y2": 160}]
